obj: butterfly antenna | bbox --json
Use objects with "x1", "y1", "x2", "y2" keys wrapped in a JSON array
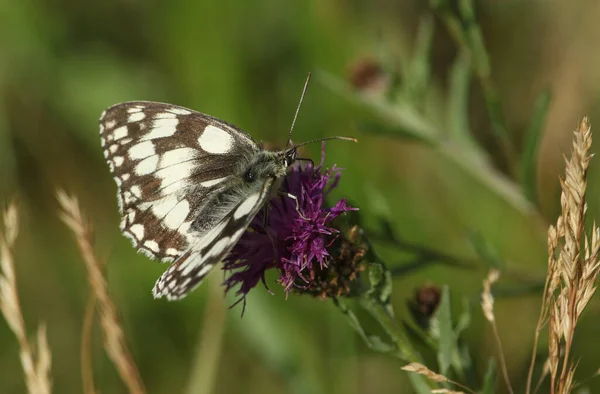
[
  {"x1": 285, "y1": 73, "x2": 312, "y2": 149},
  {"x1": 292, "y1": 136, "x2": 357, "y2": 150}
]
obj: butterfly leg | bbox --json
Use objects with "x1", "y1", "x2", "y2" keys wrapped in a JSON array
[
  {"x1": 262, "y1": 202, "x2": 270, "y2": 229},
  {"x1": 261, "y1": 204, "x2": 280, "y2": 266}
]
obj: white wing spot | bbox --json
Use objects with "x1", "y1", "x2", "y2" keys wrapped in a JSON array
[
  {"x1": 179, "y1": 255, "x2": 196, "y2": 276},
  {"x1": 127, "y1": 106, "x2": 144, "y2": 114},
  {"x1": 160, "y1": 147, "x2": 196, "y2": 168},
  {"x1": 130, "y1": 224, "x2": 145, "y2": 240},
  {"x1": 129, "y1": 141, "x2": 155, "y2": 160},
  {"x1": 197, "y1": 221, "x2": 227, "y2": 249},
  {"x1": 234, "y1": 193, "x2": 260, "y2": 220},
  {"x1": 130, "y1": 185, "x2": 142, "y2": 198},
  {"x1": 116, "y1": 193, "x2": 124, "y2": 212},
  {"x1": 231, "y1": 228, "x2": 246, "y2": 242},
  {"x1": 105, "y1": 119, "x2": 117, "y2": 129},
  {"x1": 135, "y1": 155, "x2": 159, "y2": 175},
  {"x1": 151, "y1": 195, "x2": 179, "y2": 219},
  {"x1": 199, "y1": 264, "x2": 213, "y2": 277},
  {"x1": 181, "y1": 258, "x2": 211, "y2": 277},
  {"x1": 198, "y1": 125, "x2": 233, "y2": 154},
  {"x1": 123, "y1": 191, "x2": 136, "y2": 205},
  {"x1": 113, "y1": 156, "x2": 124, "y2": 167},
  {"x1": 144, "y1": 240, "x2": 160, "y2": 253},
  {"x1": 113, "y1": 126, "x2": 128, "y2": 140},
  {"x1": 122, "y1": 173, "x2": 130, "y2": 181},
  {"x1": 142, "y1": 118, "x2": 179, "y2": 140},
  {"x1": 206, "y1": 237, "x2": 231, "y2": 258},
  {"x1": 178, "y1": 221, "x2": 191, "y2": 236},
  {"x1": 128, "y1": 111, "x2": 146, "y2": 122},
  {"x1": 164, "y1": 200, "x2": 190, "y2": 230},
  {"x1": 157, "y1": 161, "x2": 194, "y2": 194},
  {"x1": 180, "y1": 277, "x2": 192, "y2": 288},
  {"x1": 153, "y1": 112, "x2": 177, "y2": 119},
  {"x1": 168, "y1": 108, "x2": 191, "y2": 115},
  {"x1": 109, "y1": 144, "x2": 119, "y2": 154},
  {"x1": 166, "y1": 248, "x2": 179, "y2": 256},
  {"x1": 200, "y1": 177, "x2": 227, "y2": 188}
]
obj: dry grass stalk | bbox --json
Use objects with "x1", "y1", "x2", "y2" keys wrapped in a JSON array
[
  {"x1": 526, "y1": 118, "x2": 600, "y2": 394},
  {"x1": 533, "y1": 358, "x2": 552, "y2": 393},
  {"x1": 402, "y1": 362, "x2": 449, "y2": 383},
  {"x1": 0, "y1": 203, "x2": 53, "y2": 394},
  {"x1": 56, "y1": 190, "x2": 146, "y2": 394},
  {"x1": 480, "y1": 269, "x2": 513, "y2": 394},
  {"x1": 81, "y1": 295, "x2": 98, "y2": 394},
  {"x1": 481, "y1": 269, "x2": 499, "y2": 322},
  {"x1": 401, "y1": 363, "x2": 474, "y2": 394}
]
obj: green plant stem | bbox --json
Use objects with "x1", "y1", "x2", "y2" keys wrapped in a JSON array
[
  {"x1": 430, "y1": 0, "x2": 517, "y2": 177},
  {"x1": 358, "y1": 296, "x2": 437, "y2": 393},
  {"x1": 359, "y1": 296, "x2": 420, "y2": 363}
]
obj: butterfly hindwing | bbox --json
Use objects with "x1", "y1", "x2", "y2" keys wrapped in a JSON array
[
  {"x1": 99, "y1": 101, "x2": 260, "y2": 261},
  {"x1": 152, "y1": 179, "x2": 274, "y2": 299}
]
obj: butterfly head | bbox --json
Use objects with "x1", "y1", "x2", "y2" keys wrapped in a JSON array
[{"x1": 284, "y1": 147, "x2": 298, "y2": 167}]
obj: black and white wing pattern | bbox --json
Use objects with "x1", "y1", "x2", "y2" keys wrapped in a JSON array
[
  {"x1": 99, "y1": 101, "x2": 265, "y2": 299},
  {"x1": 153, "y1": 178, "x2": 274, "y2": 299}
]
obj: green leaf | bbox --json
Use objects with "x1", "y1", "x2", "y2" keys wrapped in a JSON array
[
  {"x1": 317, "y1": 71, "x2": 438, "y2": 144},
  {"x1": 401, "y1": 14, "x2": 434, "y2": 107},
  {"x1": 363, "y1": 186, "x2": 393, "y2": 219},
  {"x1": 481, "y1": 359, "x2": 497, "y2": 394},
  {"x1": 447, "y1": 51, "x2": 476, "y2": 149},
  {"x1": 356, "y1": 121, "x2": 430, "y2": 142},
  {"x1": 468, "y1": 231, "x2": 503, "y2": 269},
  {"x1": 236, "y1": 290, "x2": 325, "y2": 394},
  {"x1": 432, "y1": 286, "x2": 454, "y2": 376},
  {"x1": 332, "y1": 298, "x2": 394, "y2": 353},
  {"x1": 454, "y1": 297, "x2": 471, "y2": 338},
  {"x1": 408, "y1": 372, "x2": 436, "y2": 394},
  {"x1": 431, "y1": 288, "x2": 471, "y2": 380},
  {"x1": 367, "y1": 262, "x2": 393, "y2": 305},
  {"x1": 319, "y1": 71, "x2": 537, "y2": 219},
  {"x1": 520, "y1": 88, "x2": 552, "y2": 206}
]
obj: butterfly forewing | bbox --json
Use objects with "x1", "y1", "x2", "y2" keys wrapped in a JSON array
[{"x1": 100, "y1": 101, "x2": 260, "y2": 263}]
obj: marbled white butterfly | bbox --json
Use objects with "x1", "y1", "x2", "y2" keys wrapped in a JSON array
[{"x1": 99, "y1": 76, "x2": 354, "y2": 300}]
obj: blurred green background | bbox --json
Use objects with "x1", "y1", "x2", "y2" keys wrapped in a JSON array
[{"x1": 2, "y1": 0, "x2": 600, "y2": 393}]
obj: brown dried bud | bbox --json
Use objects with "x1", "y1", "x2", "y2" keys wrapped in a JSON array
[
  {"x1": 408, "y1": 284, "x2": 442, "y2": 329},
  {"x1": 295, "y1": 225, "x2": 367, "y2": 299},
  {"x1": 347, "y1": 58, "x2": 389, "y2": 93}
]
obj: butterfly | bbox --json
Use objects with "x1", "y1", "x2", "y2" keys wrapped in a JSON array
[{"x1": 99, "y1": 76, "x2": 355, "y2": 300}]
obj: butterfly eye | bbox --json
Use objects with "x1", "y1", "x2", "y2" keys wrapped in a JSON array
[{"x1": 244, "y1": 168, "x2": 256, "y2": 182}]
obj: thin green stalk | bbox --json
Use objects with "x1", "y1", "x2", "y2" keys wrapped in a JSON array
[
  {"x1": 358, "y1": 296, "x2": 436, "y2": 393},
  {"x1": 430, "y1": 0, "x2": 517, "y2": 176},
  {"x1": 359, "y1": 296, "x2": 420, "y2": 363}
]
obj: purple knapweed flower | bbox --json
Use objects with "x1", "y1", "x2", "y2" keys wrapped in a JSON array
[{"x1": 223, "y1": 145, "x2": 358, "y2": 305}]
